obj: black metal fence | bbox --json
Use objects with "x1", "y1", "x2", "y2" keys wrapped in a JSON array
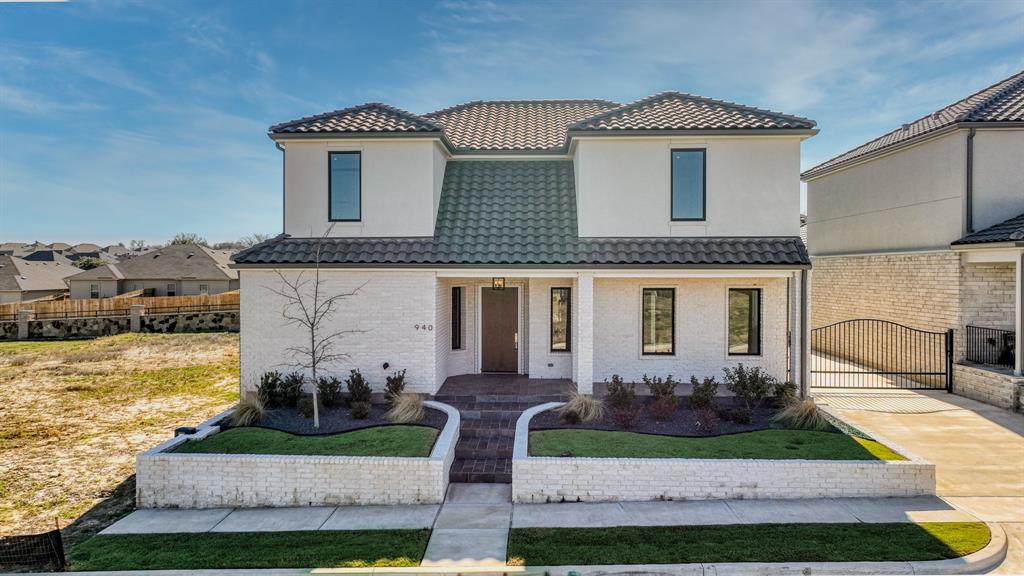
[
  {"x1": 145, "y1": 303, "x2": 239, "y2": 315},
  {"x1": 811, "y1": 319, "x2": 953, "y2": 390},
  {"x1": 0, "y1": 529, "x2": 65, "y2": 570},
  {"x1": 965, "y1": 325, "x2": 1015, "y2": 369}
]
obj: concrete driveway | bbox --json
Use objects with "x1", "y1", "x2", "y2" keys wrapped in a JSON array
[{"x1": 815, "y1": 388, "x2": 1024, "y2": 573}]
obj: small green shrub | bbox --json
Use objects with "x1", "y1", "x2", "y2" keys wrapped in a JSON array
[
  {"x1": 296, "y1": 395, "x2": 315, "y2": 419},
  {"x1": 350, "y1": 400, "x2": 371, "y2": 420},
  {"x1": 317, "y1": 376, "x2": 343, "y2": 408},
  {"x1": 385, "y1": 393, "x2": 424, "y2": 423},
  {"x1": 557, "y1": 393, "x2": 605, "y2": 424},
  {"x1": 346, "y1": 369, "x2": 372, "y2": 405},
  {"x1": 384, "y1": 369, "x2": 407, "y2": 405},
  {"x1": 773, "y1": 381, "x2": 799, "y2": 406},
  {"x1": 717, "y1": 406, "x2": 753, "y2": 425},
  {"x1": 605, "y1": 375, "x2": 636, "y2": 409},
  {"x1": 643, "y1": 374, "x2": 677, "y2": 399},
  {"x1": 689, "y1": 375, "x2": 718, "y2": 409},
  {"x1": 257, "y1": 371, "x2": 282, "y2": 406},
  {"x1": 279, "y1": 372, "x2": 304, "y2": 407},
  {"x1": 230, "y1": 392, "x2": 264, "y2": 427},
  {"x1": 772, "y1": 398, "x2": 833, "y2": 431},
  {"x1": 723, "y1": 364, "x2": 776, "y2": 411},
  {"x1": 649, "y1": 394, "x2": 677, "y2": 421}
]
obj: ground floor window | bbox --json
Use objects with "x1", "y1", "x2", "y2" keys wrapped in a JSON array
[
  {"x1": 451, "y1": 286, "x2": 463, "y2": 350},
  {"x1": 199, "y1": 284, "x2": 209, "y2": 294},
  {"x1": 550, "y1": 287, "x2": 571, "y2": 352},
  {"x1": 166, "y1": 283, "x2": 176, "y2": 297},
  {"x1": 728, "y1": 288, "x2": 762, "y2": 355},
  {"x1": 90, "y1": 284, "x2": 99, "y2": 299},
  {"x1": 642, "y1": 287, "x2": 675, "y2": 355}
]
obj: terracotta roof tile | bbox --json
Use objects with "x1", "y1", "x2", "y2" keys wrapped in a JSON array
[{"x1": 270, "y1": 103, "x2": 442, "y2": 135}]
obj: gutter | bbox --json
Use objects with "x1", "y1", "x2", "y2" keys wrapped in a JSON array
[{"x1": 966, "y1": 127, "x2": 976, "y2": 234}]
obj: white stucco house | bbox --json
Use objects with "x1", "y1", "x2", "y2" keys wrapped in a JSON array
[
  {"x1": 803, "y1": 69, "x2": 1024, "y2": 409},
  {"x1": 232, "y1": 93, "x2": 817, "y2": 397}
]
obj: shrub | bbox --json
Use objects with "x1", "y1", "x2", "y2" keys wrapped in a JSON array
[
  {"x1": 649, "y1": 395, "x2": 678, "y2": 421},
  {"x1": 384, "y1": 369, "x2": 407, "y2": 405},
  {"x1": 689, "y1": 376, "x2": 718, "y2": 409},
  {"x1": 773, "y1": 381, "x2": 799, "y2": 406},
  {"x1": 279, "y1": 372, "x2": 304, "y2": 407},
  {"x1": 317, "y1": 376, "x2": 343, "y2": 408},
  {"x1": 230, "y1": 392, "x2": 264, "y2": 427},
  {"x1": 605, "y1": 375, "x2": 636, "y2": 409},
  {"x1": 693, "y1": 407, "x2": 718, "y2": 434},
  {"x1": 556, "y1": 393, "x2": 605, "y2": 424},
  {"x1": 296, "y1": 395, "x2": 315, "y2": 419},
  {"x1": 257, "y1": 371, "x2": 282, "y2": 406},
  {"x1": 643, "y1": 374, "x2": 677, "y2": 399},
  {"x1": 385, "y1": 393, "x2": 424, "y2": 423},
  {"x1": 612, "y1": 405, "x2": 641, "y2": 429},
  {"x1": 717, "y1": 406, "x2": 753, "y2": 425},
  {"x1": 772, "y1": 398, "x2": 833, "y2": 431},
  {"x1": 723, "y1": 364, "x2": 776, "y2": 411},
  {"x1": 346, "y1": 369, "x2": 372, "y2": 405},
  {"x1": 350, "y1": 401, "x2": 371, "y2": 420}
]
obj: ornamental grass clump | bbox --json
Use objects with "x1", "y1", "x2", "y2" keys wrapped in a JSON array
[
  {"x1": 385, "y1": 392, "x2": 425, "y2": 423},
  {"x1": 556, "y1": 392, "x2": 605, "y2": 424},
  {"x1": 772, "y1": 398, "x2": 833, "y2": 431},
  {"x1": 230, "y1": 392, "x2": 264, "y2": 427}
]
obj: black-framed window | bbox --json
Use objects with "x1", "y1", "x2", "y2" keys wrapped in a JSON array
[
  {"x1": 671, "y1": 149, "x2": 705, "y2": 221},
  {"x1": 728, "y1": 288, "x2": 762, "y2": 355},
  {"x1": 90, "y1": 284, "x2": 99, "y2": 299},
  {"x1": 550, "y1": 287, "x2": 571, "y2": 352},
  {"x1": 642, "y1": 288, "x2": 675, "y2": 355},
  {"x1": 166, "y1": 283, "x2": 176, "y2": 297},
  {"x1": 451, "y1": 287, "x2": 463, "y2": 350},
  {"x1": 328, "y1": 151, "x2": 361, "y2": 221}
]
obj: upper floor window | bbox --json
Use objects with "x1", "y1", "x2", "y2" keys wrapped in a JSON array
[
  {"x1": 550, "y1": 287, "x2": 571, "y2": 352},
  {"x1": 329, "y1": 151, "x2": 361, "y2": 221},
  {"x1": 728, "y1": 288, "x2": 761, "y2": 355},
  {"x1": 642, "y1": 287, "x2": 675, "y2": 355},
  {"x1": 671, "y1": 149, "x2": 705, "y2": 221}
]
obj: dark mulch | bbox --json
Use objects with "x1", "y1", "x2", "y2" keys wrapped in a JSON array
[
  {"x1": 224, "y1": 403, "x2": 447, "y2": 436},
  {"x1": 530, "y1": 396, "x2": 778, "y2": 437}
]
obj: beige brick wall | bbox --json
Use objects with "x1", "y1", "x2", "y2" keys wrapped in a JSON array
[
  {"x1": 953, "y1": 364, "x2": 1022, "y2": 410},
  {"x1": 961, "y1": 263, "x2": 1015, "y2": 330}
]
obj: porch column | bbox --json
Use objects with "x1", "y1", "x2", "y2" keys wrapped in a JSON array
[
  {"x1": 576, "y1": 272, "x2": 594, "y2": 394},
  {"x1": 1016, "y1": 251, "x2": 1023, "y2": 376},
  {"x1": 800, "y1": 269, "x2": 812, "y2": 397}
]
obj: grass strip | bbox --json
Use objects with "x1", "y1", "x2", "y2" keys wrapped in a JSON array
[
  {"x1": 529, "y1": 428, "x2": 905, "y2": 460},
  {"x1": 174, "y1": 425, "x2": 439, "y2": 457},
  {"x1": 68, "y1": 529, "x2": 430, "y2": 570},
  {"x1": 507, "y1": 522, "x2": 990, "y2": 565}
]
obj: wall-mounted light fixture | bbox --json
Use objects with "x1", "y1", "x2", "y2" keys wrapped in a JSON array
[{"x1": 492, "y1": 277, "x2": 505, "y2": 290}]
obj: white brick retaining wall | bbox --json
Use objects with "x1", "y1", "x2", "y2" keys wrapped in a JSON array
[
  {"x1": 954, "y1": 363, "x2": 1023, "y2": 411},
  {"x1": 136, "y1": 400, "x2": 459, "y2": 508},
  {"x1": 512, "y1": 403, "x2": 935, "y2": 503}
]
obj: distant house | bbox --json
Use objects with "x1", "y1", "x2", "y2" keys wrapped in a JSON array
[
  {"x1": 65, "y1": 243, "x2": 239, "y2": 299},
  {"x1": 21, "y1": 250, "x2": 74, "y2": 264},
  {"x1": 0, "y1": 255, "x2": 77, "y2": 304}
]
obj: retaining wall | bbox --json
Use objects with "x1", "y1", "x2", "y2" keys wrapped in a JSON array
[
  {"x1": 954, "y1": 363, "x2": 1022, "y2": 411},
  {"x1": 27, "y1": 316, "x2": 131, "y2": 339},
  {"x1": 140, "y1": 311, "x2": 239, "y2": 333}
]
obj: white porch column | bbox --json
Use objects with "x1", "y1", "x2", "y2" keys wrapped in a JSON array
[
  {"x1": 1015, "y1": 251, "x2": 1023, "y2": 376},
  {"x1": 575, "y1": 272, "x2": 595, "y2": 394},
  {"x1": 798, "y1": 269, "x2": 812, "y2": 396}
]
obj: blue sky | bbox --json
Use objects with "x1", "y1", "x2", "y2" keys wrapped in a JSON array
[{"x1": 1, "y1": 0, "x2": 1022, "y2": 245}]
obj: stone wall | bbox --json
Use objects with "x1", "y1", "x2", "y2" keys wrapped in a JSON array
[
  {"x1": 137, "y1": 401, "x2": 460, "y2": 508},
  {"x1": 140, "y1": 311, "x2": 240, "y2": 333},
  {"x1": 27, "y1": 316, "x2": 132, "y2": 339},
  {"x1": 954, "y1": 364, "x2": 1022, "y2": 410},
  {"x1": 0, "y1": 321, "x2": 17, "y2": 340}
]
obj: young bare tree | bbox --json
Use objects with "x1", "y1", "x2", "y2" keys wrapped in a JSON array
[{"x1": 266, "y1": 225, "x2": 365, "y2": 428}]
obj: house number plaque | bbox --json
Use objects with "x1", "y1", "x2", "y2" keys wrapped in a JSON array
[{"x1": 415, "y1": 324, "x2": 434, "y2": 331}]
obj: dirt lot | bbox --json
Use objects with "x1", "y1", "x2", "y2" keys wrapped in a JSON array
[{"x1": 0, "y1": 333, "x2": 239, "y2": 547}]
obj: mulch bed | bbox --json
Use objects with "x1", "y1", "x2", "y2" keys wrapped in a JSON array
[
  {"x1": 530, "y1": 396, "x2": 778, "y2": 437},
  {"x1": 224, "y1": 403, "x2": 447, "y2": 436}
]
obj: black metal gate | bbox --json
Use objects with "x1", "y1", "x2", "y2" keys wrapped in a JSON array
[{"x1": 811, "y1": 319, "x2": 953, "y2": 390}]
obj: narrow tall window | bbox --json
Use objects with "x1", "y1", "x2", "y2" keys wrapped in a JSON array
[
  {"x1": 671, "y1": 149, "x2": 705, "y2": 220},
  {"x1": 166, "y1": 283, "x2": 176, "y2": 297},
  {"x1": 90, "y1": 284, "x2": 99, "y2": 299},
  {"x1": 728, "y1": 288, "x2": 762, "y2": 355},
  {"x1": 451, "y1": 287, "x2": 463, "y2": 350},
  {"x1": 328, "y1": 151, "x2": 361, "y2": 221},
  {"x1": 642, "y1": 288, "x2": 675, "y2": 355},
  {"x1": 550, "y1": 287, "x2": 571, "y2": 352}
]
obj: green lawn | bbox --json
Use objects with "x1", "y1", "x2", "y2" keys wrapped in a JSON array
[
  {"x1": 529, "y1": 429, "x2": 905, "y2": 460},
  {"x1": 174, "y1": 425, "x2": 438, "y2": 457},
  {"x1": 507, "y1": 522, "x2": 990, "y2": 565},
  {"x1": 68, "y1": 530, "x2": 430, "y2": 570}
]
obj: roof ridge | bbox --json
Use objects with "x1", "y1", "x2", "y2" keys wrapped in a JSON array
[
  {"x1": 423, "y1": 98, "x2": 620, "y2": 118},
  {"x1": 269, "y1": 102, "x2": 442, "y2": 133}
]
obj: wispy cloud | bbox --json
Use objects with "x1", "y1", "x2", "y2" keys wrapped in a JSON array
[{"x1": 0, "y1": 84, "x2": 101, "y2": 115}]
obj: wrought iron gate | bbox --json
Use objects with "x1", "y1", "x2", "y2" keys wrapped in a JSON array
[{"x1": 811, "y1": 319, "x2": 952, "y2": 390}]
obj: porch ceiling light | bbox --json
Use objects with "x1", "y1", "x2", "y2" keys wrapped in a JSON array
[{"x1": 492, "y1": 277, "x2": 505, "y2": 290}]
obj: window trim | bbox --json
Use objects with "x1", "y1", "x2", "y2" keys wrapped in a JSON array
[
  {"x1": 727, "y1": 287, "x2": 763, "y2": 357},
  {"x1": 670, "y1": 148, "x2": 707, "y2": 222},
  {"x1": 327, "y1": 151, "x2": 362, "y2": 222},
  {"x1": 451, "y1": 286, "x2": 463, "y2": 350},
  {"x1": 641, "y1": 287, "x2": 676, "y2": 356},
  {"x1": 550, "y1": 287, "x2": 572, "y2": 353}
]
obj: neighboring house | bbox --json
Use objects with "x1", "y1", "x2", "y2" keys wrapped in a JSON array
[
  {"x1": 233, "y1": 93, "x2": 817, "y2": 396},
  {"x1": 0, "y1": 255, "x2": 76, "y2": 304},
  {"x1": 20, "y1": 250, "x2": 74, "y2": 264},
  {"x1": 65, "y1": 243, "x2": 239, "y2": 299},
  {"x1": 802, "y1": 70, "x2": 1024, "y2": 407}
]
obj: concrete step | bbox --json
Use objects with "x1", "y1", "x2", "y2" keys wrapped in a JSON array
[{"x1": 450, "y1": 458, "x2": 513, "y2": 484}]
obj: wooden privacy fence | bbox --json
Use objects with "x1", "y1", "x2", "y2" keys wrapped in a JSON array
[{"x1": 0, "y1": 291, "x2": 239, "y2": 317}]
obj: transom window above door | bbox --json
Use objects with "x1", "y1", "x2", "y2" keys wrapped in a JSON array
[{"x1": 328, "y1": 151, "x2": 361, "y2": 221}]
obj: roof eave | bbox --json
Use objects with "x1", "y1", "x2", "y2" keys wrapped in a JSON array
[
  {"x1": 566, "y1": 127, "x2": 818, "y2": 148},
  {"x1": 231, "y1": 261, "x2": 811, "y2": 270},
  {"x1": 269, "y1": 130, "x2": 456, "y2": 154},
  {"x1": 950, "y1": 240, "x2": 1024, "y2": 250}
]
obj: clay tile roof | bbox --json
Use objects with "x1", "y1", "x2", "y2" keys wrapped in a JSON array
[
  {"x1": 269, "y1": 102, "x2": 443, "y2": 135},
  {"x1": 423, "y1": 100, "x2": 621, "y2": 152},
  {"x1": 570, "y1": 91, "x2": 816, "y2": 133},
  {"x1": 804, "y1": 70, "x2": 1024, "y2": 179}
]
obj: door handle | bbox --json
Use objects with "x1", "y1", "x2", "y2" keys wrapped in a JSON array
[{"x1": 514, "y1": 332, "x2": 518, "y2": 350}]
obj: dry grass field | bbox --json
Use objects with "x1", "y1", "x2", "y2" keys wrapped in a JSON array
[{"x1": 0, "y1": 333, "x2": 239, "y2": 547}]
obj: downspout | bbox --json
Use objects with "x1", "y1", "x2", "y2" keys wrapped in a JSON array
[
  {"x1": 276, "y1": 142, "x2": 286, "y2": 235},
  {"x1": 966, "y1": 128, "x2": 976, "y2": 234},
  {"x1": 800, "y1": 268, "x2": 810, "y2": 398}
]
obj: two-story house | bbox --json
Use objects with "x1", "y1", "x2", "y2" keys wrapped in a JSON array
[
  {"x1": 233, "y1": 93, "x2": 816, "y2": 399},
  {"x1": 803, "y1": 70, "x2": 1024, "y2": 409}
]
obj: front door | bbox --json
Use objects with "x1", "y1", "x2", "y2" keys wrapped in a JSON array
[{"x1": 481, "y1": 287, "x2": 518, "y2": 372}]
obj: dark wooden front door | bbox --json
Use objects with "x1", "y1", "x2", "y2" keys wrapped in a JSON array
[{"x1": 481, "y1": 287, "x2": 518, "y2": 372}]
